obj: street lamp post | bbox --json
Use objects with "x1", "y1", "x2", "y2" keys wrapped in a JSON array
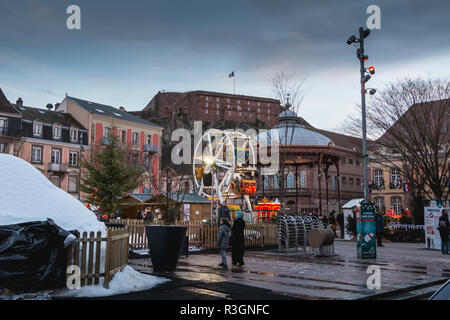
[{"x1": 347, "y1": 27, "x2": 375, "y2": 201}]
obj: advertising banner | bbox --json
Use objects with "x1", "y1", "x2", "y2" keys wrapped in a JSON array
[
  {"x1": 424, "y1": 200, "x2": 450, "y2": 250},
  {"x1": 357, "y1": 200, "x2": 377, "y2": 259}
]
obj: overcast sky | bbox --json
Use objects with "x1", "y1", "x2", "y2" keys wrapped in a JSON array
[{"x1": 1, "y1": 0, "x2": 449, "y2": 131}]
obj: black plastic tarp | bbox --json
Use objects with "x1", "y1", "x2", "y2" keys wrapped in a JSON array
[{"x1": 0, "y1": 219, "x2": 77, "y2": 291}]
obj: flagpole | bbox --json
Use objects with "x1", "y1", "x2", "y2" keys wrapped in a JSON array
[{"x1": 233, "y1": 75, "x2": 235, "y2": 95}]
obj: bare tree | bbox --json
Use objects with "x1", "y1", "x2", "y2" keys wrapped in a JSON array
[
  {"x1": 269, "y1": 72, "x2": 308, "y2": 214},
  {"x1": 343, "y1": 77, "x2": 450, "y2": 204},
  {"x1": 271, "y1": 71, "x2": 308, "y2": 114}
]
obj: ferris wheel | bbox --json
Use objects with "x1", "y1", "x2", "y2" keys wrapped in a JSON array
[
  {"x1": 192, "y1": 129, "x2": 257, "y2": 205},
  {"x1": 193, "y1": 129, "x2": 235, "y2": 203}
]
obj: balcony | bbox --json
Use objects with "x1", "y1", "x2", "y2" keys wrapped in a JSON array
[
  {"x1": 143, "y1": 144, "x2": 158, "y2": 153},
  {"x1": 48, "y1": 162, "x2": 68, "y2": 173}
]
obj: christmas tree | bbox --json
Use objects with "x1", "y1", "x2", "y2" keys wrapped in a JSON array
[{"x1": 80, "y1": 133, "x2": 142, "y2": 216}]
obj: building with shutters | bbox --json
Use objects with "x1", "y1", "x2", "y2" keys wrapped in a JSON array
[{"x1": 56, "y1": 96, "x2": 163, "y2": 195}]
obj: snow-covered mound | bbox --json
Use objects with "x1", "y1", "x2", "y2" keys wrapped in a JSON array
[
  {"x1": 0, "y1": 154, "x2": 105, "y2": 233},
  {"x1": 52, "y1": 265, "x2": 170, "y2": 298}
]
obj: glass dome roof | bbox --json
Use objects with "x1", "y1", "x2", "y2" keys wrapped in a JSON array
[{"x1": 260, "y1": 109, "x2": 334, "y2": 147}]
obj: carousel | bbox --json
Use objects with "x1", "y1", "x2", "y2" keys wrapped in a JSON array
[{"x1": 256, "y1": 98, "x2": 363, "y2": 217}]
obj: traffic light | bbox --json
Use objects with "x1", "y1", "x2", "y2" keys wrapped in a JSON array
[{"x1": 368, "y1": 66, "x2": 375, "y2": 74}]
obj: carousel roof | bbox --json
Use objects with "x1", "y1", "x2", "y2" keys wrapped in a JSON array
[{"x1": 261, "y1": 109, "x2": 334, "y2": 147}]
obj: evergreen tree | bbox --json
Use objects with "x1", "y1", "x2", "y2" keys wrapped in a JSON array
[{"x1": 80, "y1": 133, "x2": 142, "y2": 216}]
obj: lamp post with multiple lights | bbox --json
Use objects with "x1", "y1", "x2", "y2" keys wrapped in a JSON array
[{"x1": 347, "y1": 27, "x2": 376, "y2": 201}]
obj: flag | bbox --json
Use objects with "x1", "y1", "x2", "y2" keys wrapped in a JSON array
[{"x1": 229, "y1": 71, "x2": 235, "y2": 78}]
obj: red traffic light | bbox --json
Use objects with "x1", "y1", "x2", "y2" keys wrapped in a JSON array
[{"x1": 368, "y1": 66, "x2": 375, "y2": 74}]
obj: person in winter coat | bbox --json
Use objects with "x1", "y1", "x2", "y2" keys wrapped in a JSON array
[
  {"x1": 217, "y1": 218, "x2": 231, "y2": 269},
  {"x1": 438, "y1": 209, "x2": 449, "y2": 255},
  {"x1": 376, "y1": 212, "x2": 384, "y2": 247},
  {"x1": 337, "y1": 211, "x2": 345, "y2": 239},
  {"x1": 329, "y1": 210, "x2": 337, "y2": 237},
  {"x1": 218, "y1": 202, "x2": 231, "y2": 222},
  {"x1": 322, "y1": 215, "x2": 328, "y2": 228},
  {"x1": 231, "y1": 211, "x2": 246, "y2": 267}
]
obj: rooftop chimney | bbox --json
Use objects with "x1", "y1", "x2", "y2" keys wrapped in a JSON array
[
  {"x1": 119, "y1": 106, "x2": 126, "y2": 111},
  {"x1": 16, "y1": 98, "x2": 23, "y2": 107}
]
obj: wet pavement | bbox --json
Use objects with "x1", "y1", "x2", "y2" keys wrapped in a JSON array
[{"x1": 130, "y1": 240, "x2": 450, "y2": 300}]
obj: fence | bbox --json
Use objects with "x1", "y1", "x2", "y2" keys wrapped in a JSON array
[
  {"x1": 109, "y1": 219, "x2": 278, "y2": 250},
  {"x1": 66, "y1": 227, "x2": 129, "y2": 287}
]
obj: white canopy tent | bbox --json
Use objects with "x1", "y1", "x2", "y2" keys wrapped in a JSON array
[{"x1": 341, "y1": 198, "x2": 364, "y2": 240}]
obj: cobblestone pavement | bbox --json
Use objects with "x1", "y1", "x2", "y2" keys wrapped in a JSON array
[{"x1": 130, "y1": 241, "x2": 450, "y2": 300}]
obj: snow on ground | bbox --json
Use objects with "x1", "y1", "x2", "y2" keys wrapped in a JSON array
[
  {"x1": 52, "y1": 265, "x2": 170, "y2": 298},
  {"x1": 0, "y1": 154, "x2": 105, "y2": 233}
]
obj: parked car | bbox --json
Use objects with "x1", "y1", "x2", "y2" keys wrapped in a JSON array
[{"x1": 429, "y1": 279, "x2": 450, "y2": 300}]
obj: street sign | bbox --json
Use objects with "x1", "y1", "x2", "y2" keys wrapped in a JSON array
[{"x1": 357, "y1": 199, "x2": 377, "y2": 259}]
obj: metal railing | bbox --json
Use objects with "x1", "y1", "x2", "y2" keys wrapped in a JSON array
[
  {"x1": 143, "y1": 144, "x2": 158, "y2": 152},
  {"x1": 47, "y1": 162, "x2": 68, "y2": 173}
]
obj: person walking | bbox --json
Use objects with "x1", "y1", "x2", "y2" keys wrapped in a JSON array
[
  {"x1": 231, "y1": 211, "x2": 246, "y2": 267},
  {"x1": 322, "y1": 215, "x2": 328, "y2": 228},
  {"x1": 329, "y1": 210, "x2": 337, "y2": 237},
  {"x1": 217, "y1": 218, "x2": 231, "y2": 269},
  {"x1": 337, "y1": 210, "x2": 345, "y2": 239},
  {"x1": 438, "y1": 209, "x2": 449, "y2": 255},
  {"x1": 376, "y1": 212, "x2": 384, "y2": 247}
]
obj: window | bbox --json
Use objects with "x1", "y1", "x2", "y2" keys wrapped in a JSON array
[
  {"x1": 131, "y1": 153, "x2": 139, "y2": 167},
  {"x1": 132, "y1": 132, "x2": 139, "y2": 146},
  {"x1": 70, "y1": 129, "x2": 78, "y2": 142},
  {"x1": 69, "y1": 151, "x2": 79, "y2": 167},
  {"x1": 349, "y1": 177, "x2": 354, "y2": 185},
  {"x1": 331, "y1": 176, "x2": 336, "y2": 190},
  {"x1": 104, "y1": 127, "x2": 111, "y2": 138},
  {"x1": 50, "y1": 176, "x2": 61, "y2": 188},
  {"x1": 147, "y1": 134, "x2": 152, "y2": 145},
  {"x1": 68, "y1": 176, "x2": 78, "y2": 193},
  {"x1": 348, "y1": 158, "x2": 353, "y2": 165},
  {"x1": 31, "y1": 146, "x2": 42, "y2": 163},
  {"x1": 356, "y1": 160, "x2": 360, "y2": 166},
  {"x1": 273, "y1": 175, "x2": 279, "y2": 189},
  {"x1": 299, "y1": 172, "x2": 306, "y2": 188},
  {"x1": 374, "y1": 169, "x2": 383, "y2": 187},
  {"x1": 205, "y1": 96, "x2": 208, "y2": 101},
  {"x1": 286, "y1": 173, "x2": 294, "y2": 189},
  {"x1": 391, "y1": 197, "x2": 403, "y2": 215},
  {"x1": 206, "y1": 103, "x2": 208, "y2": 108},
  {"x1": 121, "y1": 130, "x2": 126, "y2": 144},
  {"x1": 205, "y1": 109, "x2": 208, "y2": 114},
  {"x1": 0, "y1": 117, "x2": 7, "y2": 134},
  {"x1": 374, "y1": 197, "x2": 384, "y2": 212},
  {"x1": 51, "y1": 149, "x2": 61, "y2": 164},
  {"x1": 0, "y1": 143, "x2": 8, "y2": 154},
  {"x1": 264, "y1": 176, "x2": 269, "y2": 189},
  {"x1": 53, "y1": 125, "x2": 61, "y2": 140},
  {"x1": 391, "y1": 168, "x2": 401, "y2": 186},
  {"x1": 342, "y1": 177, "x2": 347, "y2": 185},
  {"x1": 33, "y1": 122, "x2": 42, "y2": 137},
  {"x1": 356, "y1": 178, "x2": 361, "y2": 186},
  {"x1": 216, "y1": 97, "x2": 219, "y2": 102}
]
